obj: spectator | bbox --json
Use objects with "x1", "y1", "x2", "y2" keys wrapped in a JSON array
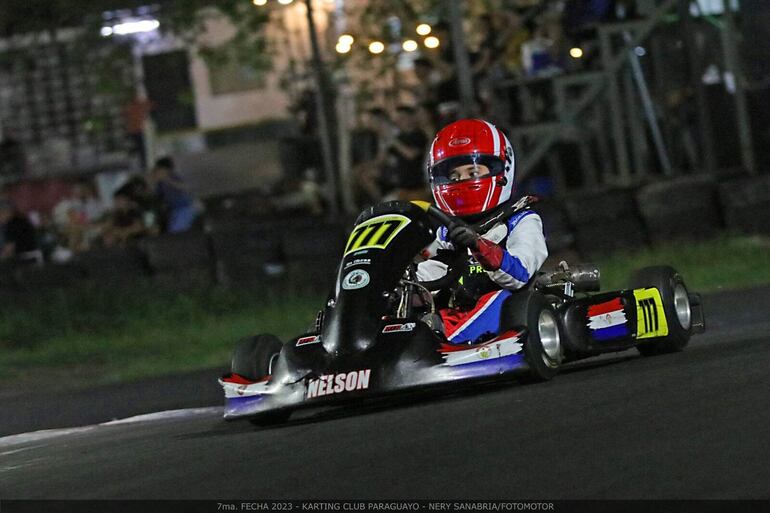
[
  {"x1": 102, "y1": 192, "x2": 148, "y2": 247},
  {"x1": 123, "y1": 93, "x2": 153, "y2": 170},
  {"x1": 521, "y1": 14, "x2": 566, "y2": 78},
  {"x1": 52, "y1": 180, "x2": 105, "y2": 253},
  {"x1": 424, "y1": 22, "x2": 460, "y2": 106},
  {"x1": 378, "y1": 105, "x2": 430, "y2": 202},
  {"x1": 410, "y1": 58, "x2": 441, "y2": 106},
  {"x1": 353, "y1": 108, "x2": 394, "y2": 205},
  {"x1": 0, "y1": 129, "x2": 25, "y2": 177},
  {"x1": 0, "y1": 201, "x2": 41, "y2": 264},
  {"x1": 417, "y1": 101, "x2": 440, "y2": 141},
  {"x1": 271, "y1": 168, "x2": 325, "y2": 217},
  {"x1": 149, "y1": 157, "x2": 198, "y2": 234},
  {"x1": 497, "y1": 11, "x2": 530, "y2": 77}
]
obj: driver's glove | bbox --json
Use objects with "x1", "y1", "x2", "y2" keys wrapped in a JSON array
[
  {"x1": 472, "y1": 238, "x2": 504, "y2": 271},
  {"x1": 448, "y1": 221, "x2": 480, "y2": 249},
  {"x1": 448, "y1": 221, "x2": 503, "y2": 272}
]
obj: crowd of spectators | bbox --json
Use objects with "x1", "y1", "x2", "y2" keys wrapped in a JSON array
[
  {"x1": 0, "y1": 156, "x2": 199, "y2": 267},
  {"x1": 342, "y1": 0, "x2": 645, "y2": 209}
]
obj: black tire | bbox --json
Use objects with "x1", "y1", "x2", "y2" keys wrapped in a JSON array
[
  {"x1": 629, "y1": 266, "x2": 692, "y2": 356},
  {"x1": 501, "y1": 292, "x2": 564, "y2": 382},
  {"x1": 231, "y1": 334, "x2": 283, "y2": 381}
]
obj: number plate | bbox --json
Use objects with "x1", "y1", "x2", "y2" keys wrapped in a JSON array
[
  {"x1": 343, "y1": 214, "x2": 411, "y2": 256},
  {"x1": 633, "y1": 287, "x2": 669, "y2": 339}
]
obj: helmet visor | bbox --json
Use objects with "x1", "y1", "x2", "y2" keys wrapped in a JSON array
[{"x1": 430, "y1": 154, "x2": 505, "y2": 185}]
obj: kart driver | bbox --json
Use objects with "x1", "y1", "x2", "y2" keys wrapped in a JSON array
[{"x1": 416, "y1": 119, "x2": 548, "y2": 344}]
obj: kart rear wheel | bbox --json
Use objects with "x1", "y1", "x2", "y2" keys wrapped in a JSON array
[
  {"x1": 629, "y1": 266, "x2": 692, "y2": 356},
  {"x1": 502, "y1": 292, "x2": 564, "y2": 382},
  {"x1": 231, "y1": 334, "x2": 283, "y2": 381}
]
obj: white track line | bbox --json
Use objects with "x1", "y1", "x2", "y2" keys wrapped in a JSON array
[{"x1": 0, "y1": 406, "x2": 222, "y2": 449}]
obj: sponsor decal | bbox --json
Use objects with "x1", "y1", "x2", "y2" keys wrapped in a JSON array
[
  {"x1": 382, "y1": 322, "x2": 416, "y2": 333},
  {"x1": 448, "y1": 137, "x2": 471, "y2": 147},
  {"x1": 468, "y1": 264, "x2": 485, "y2": 275},
  {"x1": 296, "y1": 335, "x2": 321, "y2": 346},
  {"x1": 440, "y1": 330, "x2": 522, "y2": 367},
  {"x1": 587, "y1": 298, "x2": 629, "y2": 341},
  {"x1": 344, "y1": 258, "x2": 371, "y2": 269},
  {"x1": 306, "y1": 369, "x2": 371, "y2": 399},
  {"x1": 219, "y1": 376, "x2": 271, "y2": 399},
  {"x1": 344, "y1": 214, "x2": 411, "y2": 256},
  {"x1": 633, "y1": 288, "x2": 669, "y2": 339},
  {"x1": 341, "y1": 269, "x2": 370, "y2": 290}
]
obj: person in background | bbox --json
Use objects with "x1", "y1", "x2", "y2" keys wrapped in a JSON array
[
  {"x1": 102, "y1": 191, "x2": 148, "y2": 247},
  {"x1": 123, "y1": 93, "x2": 153, "y2": 170},
  {"x1": 149, "y1": 157, "x2": 197, "y2": 234},
  {"x1": 353, "y1": 107, "x2": 394, "y2": 206},
  {"x1": 379, "y1": 105, "x2": 430, "y2": 202},
  {"x1": 411, "y1": 58, "x2": 441, "y2": 106},
  {"x1": 52, "y1": 180, "x2": 105, "y2": 253},
  {"x1": 0, "y1": 200, "x2": 41, "y2": 264},
  {"x1": 0, "y1": 128, "x2": 25, "y2": 177}
]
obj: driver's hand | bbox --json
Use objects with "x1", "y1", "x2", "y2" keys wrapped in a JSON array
[{"x1": 448, "y1": 221, "x2": 480, "y2": 250}]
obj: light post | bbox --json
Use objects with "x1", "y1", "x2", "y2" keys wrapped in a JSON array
[{"x1": 303, "y1": 0, "x2": 340, "y2": 215}]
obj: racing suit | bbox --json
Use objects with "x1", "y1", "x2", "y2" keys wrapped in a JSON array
[{"x1": 416, "y1": 207, "x2": 548, "y2": 344}]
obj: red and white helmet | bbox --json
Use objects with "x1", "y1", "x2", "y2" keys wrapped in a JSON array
[{"x1": 428, "y1": 119, "x2": 515, "y2": 218}]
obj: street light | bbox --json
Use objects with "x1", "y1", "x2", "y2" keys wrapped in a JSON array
[
  {"x1": 368, "y1": 41, "x2": 385, "y2": 54},
  {"x1": 416, "y1": 23, "x2": 431, "y2": 36},
  {"x1": 569, "y1": 47, "x2": 584, "y2": 59},
  {"x1": 402, "y1": 39, "x2": 418, "y2": 52},
  {"x1": 424, "y1": 36, "x2": 440, "y2": 49},
  {"x1": 252, "y1": 0, "x2": 267, "y2": 5},
  {"x1": 338, "y1": 34, "x2": 354, "y2": 46},
  {"x1": 336, "y1": 42, "x2": 351, "y2": 54}
]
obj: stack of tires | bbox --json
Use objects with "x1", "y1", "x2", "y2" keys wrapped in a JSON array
[
  {"x1": 208, "y1": 217, "x2": 285, "y2": 288},
  {"x1": 718, "y1": 174, "x2": 770, "y2": 235},
  {"x1": 532, "y1": 199, "x2": 575, "y2": 256},
  {"x1": 282, "y1": 218, "x2": 347, "y2": 294},
  {"x1": 75, "y1": 246, "x2": 148, "y2": 285},
  {"x1": 143, "y1": 231, "x2": 214, "y2": 289},
  {"x1": 636, "y1": 176, "x2": 722, "y2": 243},
  {"x1": 561, "y1": 188, "x2": 647, "y2": 258}
]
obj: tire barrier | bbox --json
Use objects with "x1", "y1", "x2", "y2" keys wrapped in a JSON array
[
  {"x1": 532, "y1": 200, "x2": 574, "y2": 254},
  {"x1": 562, "y1": 188, "x2": 647, "y2": 257},
  {"x1": 143, "y1": 231, "x2": 214, "y2": 288},
  {"x1": 718, "y1": 174, "x2": 770, "y2": 235},
  {"x1": 3, "y1": 176, "x2": 767, "y2": 296},
  {"x1": 208, "y1": 220, "x2": 284, "y2": 287},
  {"x1": 281, "y1": 220, "x2": 346, "y2": 293},
  {"x1": 636, "y1": 176, "x2": 722, "y2": 244},
  {"x1": 13, "y1": 263, "x2": 85, "y2": 291},
  {"x1": 75, "y1": 247, "x2": 149, "y2": 284}
]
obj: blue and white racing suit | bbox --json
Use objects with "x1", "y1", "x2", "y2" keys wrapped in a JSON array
[{"x1": 416, "y1": 208, "x2": 548, "y2": 343}]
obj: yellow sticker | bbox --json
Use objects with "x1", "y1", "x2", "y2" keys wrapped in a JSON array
[
  {"x1": 633, "y1": 288, "x2": 669, "y2": 339},
  {"x1": 344, "y1": 215, "x2": 411, "y2": 256}
]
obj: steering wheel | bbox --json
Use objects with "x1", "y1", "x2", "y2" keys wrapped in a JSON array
[
  {"x1": 411, "y1": 202, "x2": 471, "y2": 292},
  {"x1": 410, "y1": 198, "x2": 534, "y2": 291}
]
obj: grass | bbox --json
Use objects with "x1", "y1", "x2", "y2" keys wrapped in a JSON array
[
  {"x1": 1, "y1": 234, "x2": 768, "y2": 392},
  {"x1": 595, "y1": 234, "x2": 770, "y2": 293},
  {"x1": 0, "y1": 283, "x2": 322, "y2": 390}
]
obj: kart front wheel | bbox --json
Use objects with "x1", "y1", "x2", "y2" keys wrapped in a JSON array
[
  {"x1": 231, "y1": 334, "x2": 283, "y2": 381},
  {"x1": 502, "y1": 292, "x2": 564, "y2": 382},
  {"x1": 629, "y1": 266, "x2": 693, "y2": 356}
]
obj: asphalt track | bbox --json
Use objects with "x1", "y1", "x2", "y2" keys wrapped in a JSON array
[{"x1": 1, "y1": 287, "x2": 769, "y2": 499}]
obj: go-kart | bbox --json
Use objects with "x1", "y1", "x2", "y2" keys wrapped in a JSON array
[{"x1": 219, "y1": 199, "x2": 706, "y2": 424}]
